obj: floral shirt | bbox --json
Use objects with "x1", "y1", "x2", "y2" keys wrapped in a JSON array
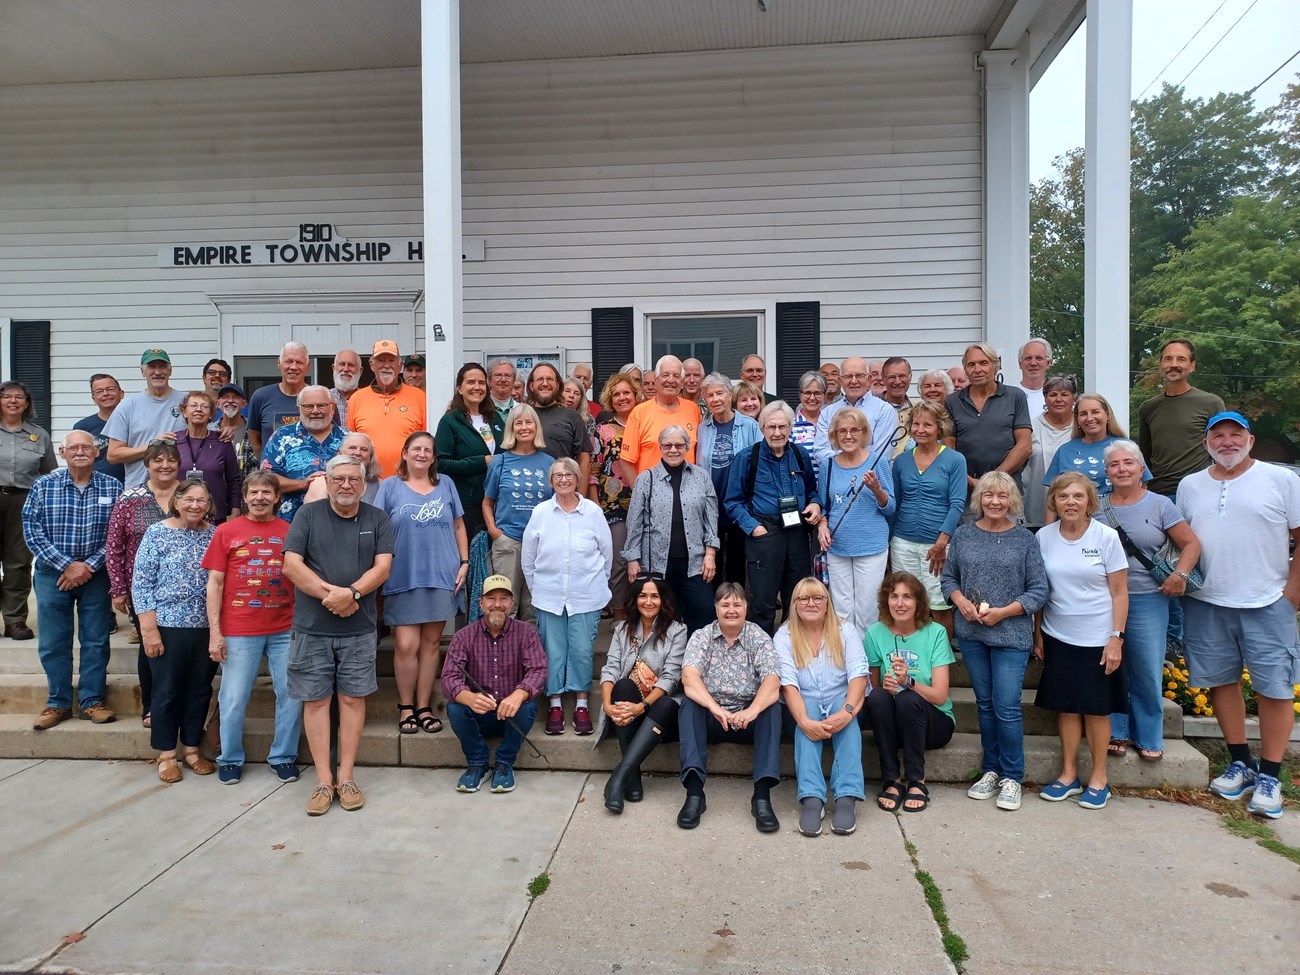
[
  {"x1": 592, "y1": 413, "x2": 633, "y2": 522},
  {"x1": 131, "y1": 522, "x2": 216, "y2": 628},
  {"x1": 105, "y1": 486, "x2": 167, "y2": 598},
  {"x1": 260, "y1": 421, "x2": 346, "y2": 522},
  {"x1": 683, "y1": 620, "x2": 778, "y2": 711}
]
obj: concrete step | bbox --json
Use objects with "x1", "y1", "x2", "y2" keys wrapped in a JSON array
[{"x1": 0, "y1": 714, "x2": 1209, "y2": 789}]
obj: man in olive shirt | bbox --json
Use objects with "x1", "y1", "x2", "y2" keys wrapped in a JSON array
[{"x1": 1138, "y1": 338, "x2": 1225, "y2": 498}]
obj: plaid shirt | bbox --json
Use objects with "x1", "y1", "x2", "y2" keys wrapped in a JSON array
[
  {"x1": 22, "y1": 469, "x2": 123, "y2": 572},
  {"x1": 441, "y1": 616, "x2": 547, "y2": 704}
]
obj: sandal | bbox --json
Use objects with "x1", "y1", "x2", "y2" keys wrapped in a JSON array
[
  {"x1": 876, "y1": 781, "x2": 904, "y2": 813},
  {"x1": 1138, "y1": 748, "x2": 1164, "y2": 761},
  {"x1": 157, "y1": 755, "x2": 181, "y2": 784},
  {"x1": 397, "y1": 704, "x2": 419, "y2": 735},
  {"x1": 1107, "y1": 739, "x2": 1127, "y2": 757},
  {"x1": 182, "y1": 750, "x2": 215, "y2": 775},
  {"x1": 903, "y1": 781, "x2": 930, "y2": 813},
  {"x1": 141, "y1": 711, "x2": 151, "y2": 729},
  {"x1": 414, "y1": 707, "x2": 443, "y2": 734}
]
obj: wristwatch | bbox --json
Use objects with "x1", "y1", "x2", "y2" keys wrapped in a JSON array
[
  {"x1": 1109, "y1": 629, "x2": 1125, "y2": 640},
  {"x1": 843, "y1": 702, "x2": 856, "y2": 715},
  {"x1": 349, "y1": 586, "x2": 362, "y2": 602}
]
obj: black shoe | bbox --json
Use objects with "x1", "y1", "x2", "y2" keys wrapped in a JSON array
[
  {"x1": 677, "y1": 794, "x2": 706, "y2": 829},
  {"x1": 624, "y1": 770, "x2": 644, "y2": 802},
  {"x1": 751, "y1": 797, "x2": 780, "y2": 833}
]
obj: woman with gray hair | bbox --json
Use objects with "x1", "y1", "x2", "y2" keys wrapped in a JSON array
[
  {"x1": 1094, "y1": 439, "x2": 1201, "y2": 762},
  {"x1": 917, "y1": 369, "x2": 954, "y2": 403},
  {"x1": 302, "y1": 431, "x2": 382, "y2": 507},
  {"x1": 523, "y1": 457, "x2": 613, "y2": 736},
  {"x1": 1023, "y1": 375, "x2": 1076, "y2": 527},
  {"x1": 624, "y1": 425, "x2": 719, "y2": 632},
  {"x1": 697, "y1": 372, "x2": 760, "y2": 585},
  {"x1": 791, "y1": 371, "x2": 827, "y2": 449}
]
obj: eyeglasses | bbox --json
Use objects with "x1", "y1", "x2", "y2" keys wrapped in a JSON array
[
  {"x1": 330, "y1": 475, "x2": 364, "y2": 485},
  {"x1": 62, "y1": 445, "x2": 96, "y2": 455},
  {"x1": 300, "y1": 403, "x2": 332, "y2": 412},
  {"x1": 552, "y1": 472, "x2": 577, "y2": 481},
  {"x1": 795, "y1": 595, "x2": 827, "y2": 605},
  {"x1": 147, "y1": 438, "x2": 173, "y2": 447},
  {"x1": 660, "y1": 442, "x2": 687, "y2": 451},
  {"x1": 841, "y1": 372, "x2": 867, "y2": 381},
  {"x1": 838, "y1": 426, "x2": 864, "y2": 436},
  {"x1": 204, "y1": 369, "x2": 231, "y2": 378}
]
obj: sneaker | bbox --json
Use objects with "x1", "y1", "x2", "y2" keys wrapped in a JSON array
[
  {"x1": 457, "y1": 764, "x2": 489, "y2": 793},
  {"x1": 995, "y1": 778, "x2": 1022, "y2": 811},
  {"x1": 306, "y1": 784, "x2": 334, "y2": 816},
  {"x1": 491, "y1": 765, "x2": 516, "y2": 793},
  {"x1": 1209, "y1": 760, "x2": 1257, "y2": 800},
  {"x1": 544, "y1": 706, "x2": 565, "y2": 735},
  {"x1": 127, "y1": 626, "x2": 141, "y2": 645},
  {"x1": 218, "y1": 764, "x2": 242, "y2": 785},
  {"x1": 1077, "y1": 784, "x2": 1111, "y2": 810},
  {"x1": 271, "y1": 762, "x2": 300, "y2": 783},
  {"x1": 831, "y1": 796, "x2": 858, "y2": 835},
  {"x1": 573, "y1": 706, "x2": 594, "y2": 736},
  {"x1": 798, "y1": 798, "x2": 824, "y2": 837},
  {"x1": 967, "y1": 770, "x2": 1000, "y2": 800},
  {"x1": 337, "y1": 780, "x2": 364, "y2": 811},
  {"x1": 32, "y1": 706, "x2": 71, "y2": 731},
  {"x1": 77, "y1": 702, "x2": 116, "y2": 724},
  {"x1": 1246, "y1": 774, "x2": 1283, "y2": 819}
]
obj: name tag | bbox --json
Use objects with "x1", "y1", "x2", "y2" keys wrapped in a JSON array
[
  {"x1": 779, "y1": 495, "x2": 801, "y2": 528},
  {"x1": 98, "y1": 497, "x2": 115, "y2": 505}
]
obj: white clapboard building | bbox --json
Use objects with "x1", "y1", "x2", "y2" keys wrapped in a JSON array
[{"x1": 0, "y1": 0, "x2": 1134, "y2": 439}]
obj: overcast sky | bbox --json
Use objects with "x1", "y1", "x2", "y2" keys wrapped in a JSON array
[{"x1": 1029, "y1": 0, "x2": 1300, "y2": 182}]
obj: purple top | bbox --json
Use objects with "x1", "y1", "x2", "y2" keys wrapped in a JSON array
[
  {"x1": 174, "y1": 429, "x2": 243, "y2": 523},
  {"x1": 441, "y1": 616, "x2": 548, "y2": 703}
]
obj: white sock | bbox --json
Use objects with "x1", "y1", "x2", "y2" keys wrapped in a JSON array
[
  {"x1": 576, "y1": 696, "x2": 589, "y2": 709},
  {"x1": 549, "y1": 696, "x2": 562, "y2": 708}
]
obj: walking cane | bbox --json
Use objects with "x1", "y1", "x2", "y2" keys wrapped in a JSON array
[{"x1": 459, "y1": 664, "x2": 550, "y2": 766}]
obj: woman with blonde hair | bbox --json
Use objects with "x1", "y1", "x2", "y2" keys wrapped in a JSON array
[
  {"x1": 731, "y1": 380, "x2": 764, "y2": 420},
  {"x1": 774, "y1": 577, "x2": 868, "y2": 837},
  {"x1": 482, "y1": 404, "x2": 551, "y2": 620},
  {"x1": 1042, "y1": 391, "x2": 1146, "y2": 505}
]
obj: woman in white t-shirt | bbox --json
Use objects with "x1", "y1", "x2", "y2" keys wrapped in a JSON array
[{"x1": 1034, "y1": 472, "x2": 1128, "y2": 810}]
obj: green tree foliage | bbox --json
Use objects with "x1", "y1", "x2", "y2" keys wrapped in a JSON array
[
  {"x1": 1267, "y1": 77, "x2": 1300, "y2": 194},
  {"x1": 1029, "y1": 148, "x2": 1085, "y2": 379}
]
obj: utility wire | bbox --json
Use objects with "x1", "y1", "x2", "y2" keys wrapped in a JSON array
[
  {"x1": 1173, "y1": 0, "x2": 1260, "y2": 89},
  {"x1": 1031, "y1": 306, "x2": 1300, "y2": 349},
  {"x1": 1137, "y1": 0, "x2": 1230, "y2": 98}
]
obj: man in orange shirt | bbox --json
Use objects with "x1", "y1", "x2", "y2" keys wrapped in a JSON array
[
  {"x1": 346, "y1": 340, "x2": 426, "y2": 477},
  {"x1": 620, "y1": 355, "x2": 701, "y2": 481}
]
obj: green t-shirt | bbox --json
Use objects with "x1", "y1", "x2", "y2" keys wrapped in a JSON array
[{"x1": 864, "y1": 621, "x2": 955, "y2": 721}]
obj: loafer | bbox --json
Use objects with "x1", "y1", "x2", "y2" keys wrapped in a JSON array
[
  {"x1": 5, "y1": 623, "x2": 34, "y2": 640},
  {"x1": 1039, "y1": 778, "x2": 1083, "y2": 802},
  {"x1": 798, "y1": 798, "x2": 824, "y2": 837},
  {"x1": 306, "y1": 784, "x2": 334, "y2": 816},
  {"x1": 677, "y1": 794, "x2": 706, "y2": 829},
  {"x1": 78, "y1": 702, "x2": 116, "y2": 724},
  {"x1": 751, "y1": 797, "x2": 780, "y2": 833},
  {"x1": 572, "y1": 707, "x2": 594, "y2": 736},
  {"x1": 337, "y1": 780, "x2": 364, "y2": 811},
  {"x1": 831, "y1": 796, "x2": 859, "y2": 835},
  {"x1": 544, "y1": 706, "x2": 565, "y2": 735},
  {"x1": 1077, "y1": 785, "x2": 1111, "y2": 810},
  {"x1": 218, "y1": 764, "x2": 242, "y2": 785},
  {"x1": 32, "y1": 706, "x2": 72, "y2": 731},
  {"x1": 271, "y1": 762, "x2": 300, "y2": 783}
]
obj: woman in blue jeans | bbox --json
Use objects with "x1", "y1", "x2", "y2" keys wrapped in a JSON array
[
  {"x1": 1094, "y1": 440, "x2": 1201, "y2": 761},
  {"x1": 940, "y1": 472, "x2": 1048, "y2": 812}
]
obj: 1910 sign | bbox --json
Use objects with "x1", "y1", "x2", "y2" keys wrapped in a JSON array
[{"x1": 159, "y1": 224, "x2": 423, "y2": 267}]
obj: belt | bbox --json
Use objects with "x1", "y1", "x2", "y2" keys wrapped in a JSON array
[{"x1": 0, "y1": 486, "x2": 28, "y2": 495}]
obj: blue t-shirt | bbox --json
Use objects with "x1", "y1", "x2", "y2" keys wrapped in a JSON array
[
  {"x1": 72, "y1": 413, "x2": 126, "y2": 483},
  {"x1": 483, "y1": 450, "x2": 554, "y2": 541},
  {"x1": 375, "y1": 475, "x2": 465, "y2": 594},
  {"x1": 247, "y1": 385, "x2": 301, "y2": 455},
  {"x1": 707, "y1": 417, "x2": 735, "y2": 509},
  {"x1": 1043, "y1": 435, "x2": 1151, "y2": 497}
]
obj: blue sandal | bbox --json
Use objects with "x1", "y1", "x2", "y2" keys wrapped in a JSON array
[
  {"x1": 1078, "y1": 785, "x2": 1111, "y2": 809},
  {"x1": 1039, "y1": 778, "x2": 1082, "y2": 802}
]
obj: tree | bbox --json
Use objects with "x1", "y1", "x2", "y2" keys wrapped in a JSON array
[
  {"x1": 1267, "y1": 74, "x2": 1300, "y2": 196},
  {"x1": 1029, "y1": 149, "x2": 1086, "y2": 379}
]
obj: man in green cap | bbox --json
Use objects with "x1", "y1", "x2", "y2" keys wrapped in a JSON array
[{"x1": 104, "y1": 348, "x2": 186, "y2": 488}]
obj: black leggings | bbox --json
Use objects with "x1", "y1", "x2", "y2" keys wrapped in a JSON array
[
  {"x1": 149, "y1": 626, "x2": 217, "y2": 751},
  {"x1": 610, "y1": 677, "x2": 679, "y2": 740},
  {"x1": 864, "y1": 687, "x2": 955, "y2": 783}
]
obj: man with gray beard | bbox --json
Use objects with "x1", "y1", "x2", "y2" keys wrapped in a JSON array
[
  {"x1": 1177, "y1": 411, "x2": 1300, "y2": 820},
  {"x1": 329, "y1": 349, "x2": 362, "y2": 428},
  {"x1": 261, "y1": 386, "x2": 345, "y2": 522}
]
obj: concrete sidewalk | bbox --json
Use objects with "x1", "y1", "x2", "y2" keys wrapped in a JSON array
[{"x1": 0, "y1": 760, "x2": 1296, "y2": 975}]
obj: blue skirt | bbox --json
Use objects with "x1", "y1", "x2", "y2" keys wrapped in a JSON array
[{"x1": 383, "y1": 587, "x2": 464, "y2": 625}]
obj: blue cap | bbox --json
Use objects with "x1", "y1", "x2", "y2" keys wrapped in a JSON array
[{"x1": 1205, "y1": 410, "x2": 1250, "y2": 432}]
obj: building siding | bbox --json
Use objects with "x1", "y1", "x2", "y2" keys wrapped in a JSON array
[{"x1": 0, "y1": 35, "x2": 982, "y2": 438}]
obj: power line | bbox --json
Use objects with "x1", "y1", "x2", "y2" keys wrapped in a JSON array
[
  {"x1": 1031, "y1": 306, "x2": 1300, "y2": 349},
  {"x1": 1137, "y1": 0, "x2": 1230, "y2": 98},
  {"x1": 1173, "y1": 0, "x2": 1260, "y2": 89}
]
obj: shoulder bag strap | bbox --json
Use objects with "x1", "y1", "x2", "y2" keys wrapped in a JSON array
[{"x1": 1099, "y1": 496, "x2": 1156, "y2": 571}]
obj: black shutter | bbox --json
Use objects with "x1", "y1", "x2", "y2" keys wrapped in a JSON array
[
  {"x1": 591, "y1": 306, "x2": 634, "y2": 395},
  {"x1": 10, "y1": 320, "x2": 52, "y2": 426},
  {"x1": 774, "y1": 301, "x2": 820, "y2": 405}
]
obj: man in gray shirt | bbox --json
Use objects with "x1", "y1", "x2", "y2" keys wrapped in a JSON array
[
  {"x1": 284, "y1": 455, "x2": 393, "y2": 818},
  {"x1": 104, "y1": 348, "x2": 187, "y2": 489}
]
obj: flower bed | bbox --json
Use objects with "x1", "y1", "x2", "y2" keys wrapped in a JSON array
[{"x1": 1164, "y1": 656, "x2": 1300, "y2": 717}]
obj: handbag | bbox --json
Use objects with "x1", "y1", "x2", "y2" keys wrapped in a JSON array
[
  {"x1": 627, "y1": 633, "x2": 659, "y2": 698},
  {"x1": 1099, "y1": 496, "x2": 1203, "y2": 592}
]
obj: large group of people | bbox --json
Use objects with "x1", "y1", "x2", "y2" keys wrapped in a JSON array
[{"x1": 12, "y1": 334, "x2": 1296, "y2": 827}]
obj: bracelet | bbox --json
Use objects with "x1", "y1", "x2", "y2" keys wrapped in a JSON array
[
  {"x1": 1173, "y1": 569, "x2": 1190, "y2": 581},
  {"x1": 460, "y1": 559, "x2": 469, "y2": 565}
]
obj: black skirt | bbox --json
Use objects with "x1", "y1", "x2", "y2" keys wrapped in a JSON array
[{"x1": 1034, "y1": 632, "x2": 1128, "y2": 716}]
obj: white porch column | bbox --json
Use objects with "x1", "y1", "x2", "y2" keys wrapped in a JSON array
[
  {"x1": 979, "y1": 43, "x2": 1030, "y2": 374},
  {"x1": 421, "y1": 0, "x2": 463, "y2": 414},
  {"x1": 1083, "y1": 0, "x2": 1132, "y2": 429}
]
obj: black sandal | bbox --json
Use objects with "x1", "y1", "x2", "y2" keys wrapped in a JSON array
[
  {"x1": 903, "y1": 780, "x2": 930, "y2": 813},
  {"x1": 397, "y1": 704, "x2": 419, "y2": 735},
  {"x1": 415, "y1": 707, "x2": 443, "y2": 734},
  {"x1": 876, "y1": 781, "x2": 904, "y2": 812}
]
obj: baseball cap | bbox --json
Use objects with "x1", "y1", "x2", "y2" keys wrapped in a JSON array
[
  {"x1": 404, "y1": 353, "x2": 426, "y2": 368},
  {"x1": 371, "y1": 339, "x2": 400, "y2": 358},
  {"x1": 217, "y1": 382, "x2": 247, "y2": 400},
  {"x1": 481, "y1": 574, "x2": 513, "y2": 596},
  {"x1": 140, "y1": 348, "x2": 171, "y2": 365},
  {"x1": 1205, "y1": 410, "x2": 1250, "y2": 433}
]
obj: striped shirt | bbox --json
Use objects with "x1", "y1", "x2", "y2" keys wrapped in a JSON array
[{"x1": 21, "y1": 469, "x2": 123, "y2": 571}]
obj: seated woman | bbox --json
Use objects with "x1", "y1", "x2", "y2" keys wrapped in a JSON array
[
  {"x1": 598, "y1": 575, "x2": 688, "y2": 814},
  {"x1": 774, "y1": 577, "x2": 867, "y2": 837},
  {"x1": 864, "y1": 572, "x2": 956, "y2": 813}
]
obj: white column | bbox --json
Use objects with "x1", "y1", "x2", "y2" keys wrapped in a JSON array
[
  {"x1": 421, "y1": 0, "x2": 463, "y2": 414},
  {"x1": 1083, "y1": 0, "x2": 1132, "y2": 429},
  {"x1": 979, "y1": 43, "x2": 1030, "y2": 375}
]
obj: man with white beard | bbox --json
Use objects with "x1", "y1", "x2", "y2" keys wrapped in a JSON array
[
  {"x1": 329, "y1": 349, "x2": 362, "y2": 428},
  {"x1": 1177, "y1": 411, "x2": 1300, "y2": 820},
  {"x1": 261, "y1": 386, "x2": 346, "y2": 522}
]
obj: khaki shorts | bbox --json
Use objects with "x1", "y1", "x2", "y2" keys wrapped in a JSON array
[
  {"x1": 889, "y1": 537, "x2": 949, "y2": 610},
  {"x1": 287, "y1": 630, "x2": 378, "y2": 701}
]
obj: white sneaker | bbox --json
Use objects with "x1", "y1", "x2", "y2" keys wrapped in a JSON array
[
  {"x1": 1209, "y1": 761, "x2": 1256, "y2": 800},
  {"x1": 996, "y1": 778, "x2": 1022, "y2": 811},
  {"x1": 1246, "y1": 774, "x2": 1283, "y2": 819},
  {"x1": 967, "y1": 771, "x2": 1000, "y2": 800}
]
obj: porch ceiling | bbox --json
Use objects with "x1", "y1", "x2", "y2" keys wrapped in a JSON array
[{"x1": 0, "y1": 0, "x2": 1082, "y2": 87}]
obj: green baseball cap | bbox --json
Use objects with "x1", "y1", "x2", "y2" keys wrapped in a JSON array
[{"x1": 140, "y1": 348, "x2": 171, "y2": 365}]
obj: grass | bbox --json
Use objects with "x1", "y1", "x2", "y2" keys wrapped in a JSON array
[
  {"x1": 526, "y1": 872, "x2": 551, "y2": 899},
  {"x1": 902, "y1": 840, "x2": 968, "y2": 970},
  {"x1": 1221, "y1": 809, "x2": 1300, "y2": 866}
]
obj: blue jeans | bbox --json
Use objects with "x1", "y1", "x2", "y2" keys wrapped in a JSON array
[
  {"x1": 218, "y1": 631, "x2": 302, "y2": 767},
  {"x1": 1157, "y1": 492, "x2": 1184, "y2": 647},
  {"x1": 34, "y1": 563, "x2": 112, "y2": 709},
  {"x1": 959, "y1": 640, "x2": 1030, "y2": 782},
  {"x1": 536, "y1": 608, "x2": 600, "y2": 696},
  {"x1": 1110, "y1": 592, "x2": 1169, "y2": 753},
  {"x1": 447, "y1": 700, "x2": 539, "y2": 768},
  {"x1": 792, "y1": 691, "x2": 865, "y2": 802}
]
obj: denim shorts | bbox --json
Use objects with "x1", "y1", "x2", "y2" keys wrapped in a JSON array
[
  {"x1": 1183, "y1": 596, "x2": 1300, "y2": 699},
  {"x1": 287, "y1": 630, "x2": 379, "y2": 701}
]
